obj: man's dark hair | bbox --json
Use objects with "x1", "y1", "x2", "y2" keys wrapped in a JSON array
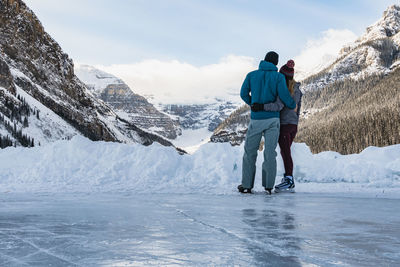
[{"x1": 264, "y1": 51, "x2": 279, "y2": 66}]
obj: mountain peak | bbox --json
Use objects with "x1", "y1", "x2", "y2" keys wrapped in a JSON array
[
  {"x1": 384, "y1": 4, "x2": 400, "y2": 16},
  {"x1": 75, "y1": 64, "x2": 124, "y2": 93},
  {"x1": 379, "y1": 4, "x2": 400, "y2": 32},
  {"x1": 358, "y1": 4, "x2": 400, "y2": 44}
]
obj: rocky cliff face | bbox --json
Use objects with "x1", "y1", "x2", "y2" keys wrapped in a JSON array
[
  {"x1": 209, "y1": 105, "x2": 249, "y2": 146},
  {"x1": 0, "y1": 58, "x2": 16, "y2": 94},
  {"x1": 75, "y1": 65, "x2": 181, "y2": 140},
  {"x1": 0, "y1": 0, "x2": 175, "y2": 148}
]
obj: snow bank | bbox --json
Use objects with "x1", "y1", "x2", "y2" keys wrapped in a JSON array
[{"x1": 0, "y1": 136, "x2": 399, "y2": 196}]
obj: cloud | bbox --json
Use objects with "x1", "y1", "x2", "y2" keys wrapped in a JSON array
[
  {"x1": 93, "y1": 29, "x2": 358, "y2": 105},
  {"x1": 294, "y1": 29, "x2": 358, "y2": 80},
  {"x1": 96, "y1": 55, "x2": 256, "y2": 105}
]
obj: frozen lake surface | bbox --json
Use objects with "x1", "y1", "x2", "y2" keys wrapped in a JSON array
[{"x1": 0, "y1": 193, "x2": 399, "y2": 266}]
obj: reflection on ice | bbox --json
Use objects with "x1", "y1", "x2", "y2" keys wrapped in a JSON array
[
  {"x1": 241, "y1": 208, "x2": 302, "y2": 266},
  {"x1": 0, "y1": 193, "x2": 399, "y2": 266}
]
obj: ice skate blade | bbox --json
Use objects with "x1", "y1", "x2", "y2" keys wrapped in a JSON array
[
  {"x1": 274, "y1": 188, "x2": 295, "y2": 194},
  {"x1": 237, "y1": 185, "x2": 252, "y2": 194}
]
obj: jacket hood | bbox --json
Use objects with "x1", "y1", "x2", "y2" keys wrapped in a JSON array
[{"x1": 259, "y1": 60, "x2": 278, "y2": 71}]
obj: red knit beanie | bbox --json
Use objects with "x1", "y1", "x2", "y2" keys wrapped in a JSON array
[{"x1": 279, "y1": 60, "x2": 295, "y2": 79}]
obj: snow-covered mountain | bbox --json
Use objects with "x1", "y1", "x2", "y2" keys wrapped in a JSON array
[
  {"x1": 210, "y1": 105, "x2": 249, "y2": 146},
  {"x1": 302, "y1": 5, "x2": 400, "y2": 92},
  {"x1": 0, "y1": 0, "x2": 175, "y2": 149},
  {"x1": 74, "y1": 64, "x2": 125, "y2": 95},
  {"x1": 75, "y1": 64, "x2": 241, "y2": 146},
  {"x1": 211, "y1": 5, "x2": 400, "y2": 154},
  {"x1": 352, "y1": 5, "x2": 400, "y2": 48},
  {"x1": 156, "y1": 99, "x2": 242, "y2": 152},
  {"x1": 75, "y1": 65, "x2": 181, "y2": 140},
  {"x1": 161, "y1": 100, "x2": 240, "y2": 131}
]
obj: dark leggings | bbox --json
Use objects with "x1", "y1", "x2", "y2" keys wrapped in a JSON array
[{"x1": 278, "y1": 124, "x2": 298, "y2": 177}]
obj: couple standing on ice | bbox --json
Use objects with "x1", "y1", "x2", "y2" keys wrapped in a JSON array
[{"x1": 238, "y1": 51, "x2": 302, "y2": 194}]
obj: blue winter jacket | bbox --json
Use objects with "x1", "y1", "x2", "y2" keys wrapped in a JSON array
[{"x1": 240, "y1": 61, "x2": 296, "y2": 120}]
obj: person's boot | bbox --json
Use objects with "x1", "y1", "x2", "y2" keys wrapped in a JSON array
[
  {"x1": 274, "y1": 175, "x2": 295, "y2": 193},
  {"x1": 237, "y1": 185, "x2": 252, "y2": 194},
  {"x1": 264, "y1": 187, "x2": 273, "y2": 195}
]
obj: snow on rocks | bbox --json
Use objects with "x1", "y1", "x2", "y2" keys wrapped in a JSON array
[
  {"x1": 74, "y1": 64, "x2": 124, "y2": 94},
  {"x1": 302, "y1": 5, "x2": 400, "y2": 91},
  {"x1": 14, "y1": 84, "x2": 80, "y2": 145},
  {"x1": 0, "y1": 136, "x2": 399, "y2": 196},
  {"x1": 357, "y1": 5, "x2": 400, "y2": 45}
]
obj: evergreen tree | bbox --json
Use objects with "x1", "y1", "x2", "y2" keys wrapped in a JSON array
[{"x1": 23, "y1": 116, "x2": 29, "y2": 127}]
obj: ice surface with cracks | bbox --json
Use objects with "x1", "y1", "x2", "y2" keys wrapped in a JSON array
[{"x1": 0, "y1": 193, "x2": 399, "y2": 266}]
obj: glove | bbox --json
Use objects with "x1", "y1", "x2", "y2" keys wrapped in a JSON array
[{"x1": 251, "y1": 103, "x2": 264, "y2": 112}]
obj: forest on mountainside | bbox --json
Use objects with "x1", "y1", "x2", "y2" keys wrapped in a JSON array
[
  {"x1": 0, "y1": 88, "x2": 37, "y2": 148},
  {"x1": 296, "y1": 68, "x2": 400, "y2": 154}
]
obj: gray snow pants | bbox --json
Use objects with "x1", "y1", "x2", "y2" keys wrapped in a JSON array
[{"x1": 241, "y1": 118, "x2": 280, "y2": 189}]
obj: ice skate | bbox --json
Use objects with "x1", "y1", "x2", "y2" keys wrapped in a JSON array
[{"x1": 274, "y1": 176, "x2": 295, "y2": 193}]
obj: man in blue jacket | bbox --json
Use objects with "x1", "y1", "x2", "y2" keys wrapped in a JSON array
[{"x1": 238, "y1": 51, "x2": 296, "y2": 194}]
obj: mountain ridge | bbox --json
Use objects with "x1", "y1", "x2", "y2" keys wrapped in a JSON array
[
  {"x1": 301, "y1": 5, "x2": 400, "y2": 92},
  {"x1": 0, "y1": 0, "x2": 176, "y2": 149},
  {"x1": 75, "y1": 65, "x2": 181, "y2": 140}
]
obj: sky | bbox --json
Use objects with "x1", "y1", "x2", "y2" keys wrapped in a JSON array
[{"x1": 23, "y1": 0, "x2": 399, "y2": 104}]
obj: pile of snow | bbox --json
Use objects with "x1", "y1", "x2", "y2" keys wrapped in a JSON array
[
  {"x1": 1, "y1": 136, "x2": 399, "y2": 196},
  {"x1": 173, "y1": 128, "x2": 212, "y2": 154}
]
